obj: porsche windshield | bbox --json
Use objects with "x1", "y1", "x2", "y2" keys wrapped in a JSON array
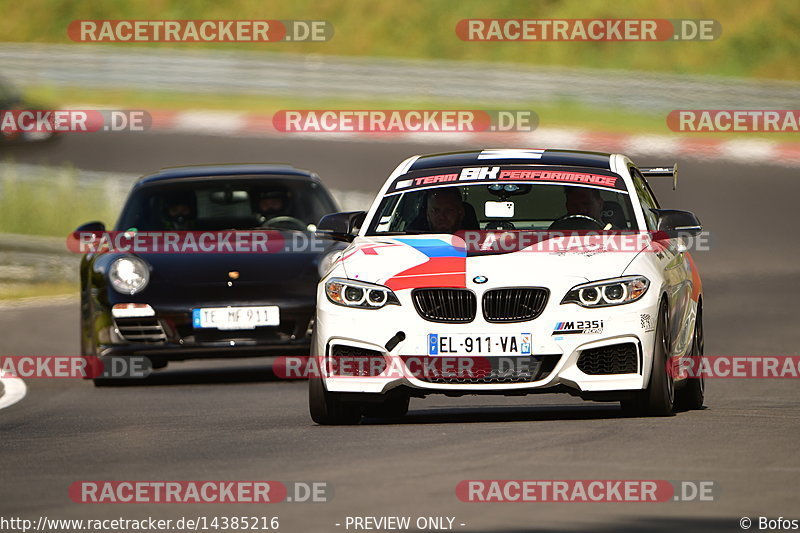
[
  {"x1": 367, "y1": 181, "x2": 638, "y2": 235},
  {"x1": 116, "y1": 177, "x2": 337, "y2": 231}
]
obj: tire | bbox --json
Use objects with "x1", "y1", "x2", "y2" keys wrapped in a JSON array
[
  {"x1": 621, "y1": 300, "x2": 674, "y2": 417},
  {"x1": 80, "y1": 291, "x2": 96, "y2": 359},
  {"x1": 362, "y1": 392, "x2": 410, "y2": 420},
  {"x1": 149, "y1": 358, "x2": 168, "y2": 370},
  {"x1": 675, "y1": 303, "x2": 705, "y2": 410},
  {"x1": 309, "y1": 375, "x2": 362, "y2": 425}
]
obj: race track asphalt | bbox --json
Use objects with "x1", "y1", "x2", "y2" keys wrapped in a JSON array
[{"x1": 1, "y1": 132, "x2": 798, "y2": 532}]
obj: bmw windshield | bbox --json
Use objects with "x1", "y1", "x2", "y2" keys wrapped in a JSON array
[{"x1": 366, "y1": 166, "x2": 638, "y2": 235}]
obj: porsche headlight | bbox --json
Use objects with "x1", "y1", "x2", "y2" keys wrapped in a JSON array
[
  {"x1": 325, "y1": 278, "x2": 399, "y2": 309},
  {"x1": 109, "y1": 256, "x2": 150, "y2": 295},
  {"x1": 562, "y1": 276, "x2": 649, "y2": 308}
]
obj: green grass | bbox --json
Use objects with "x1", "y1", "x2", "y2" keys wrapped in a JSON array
[
  {"x1": 0, "y1": 281, "x2": 77, "y2": 301},
  {"x1": 1, "y1": 0, "x2": 798, "y2": 80},
  {"x1": 30, "y1": 85, "x2": 800, "y2": 142},
  {"x1": 0, "y1": 164, "x2": 112, "y2": 301},
  {"x1": 0, "y1": 163, "x2": 119, "y2": 236}
]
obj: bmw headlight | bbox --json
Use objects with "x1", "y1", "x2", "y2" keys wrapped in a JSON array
[
  {"x1": 325, "y1": 278, "x2": 399, "y2": 309},
  {"x1": 109, "y1": 256, "x2": 150, "y2": 295},
  {"x1": 562, "y1": 276, "x2": 649, "y2": 308}
]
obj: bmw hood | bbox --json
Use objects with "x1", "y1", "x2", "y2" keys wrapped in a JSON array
[{"x1": 337, "y1": 234, "x2": 648, "y2": 290}]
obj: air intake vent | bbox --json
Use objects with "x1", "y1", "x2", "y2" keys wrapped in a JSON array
[
  {"x1": 577, "y1": 343, "x2": 639, "y2": 375},
  {"x1": 412, "y1": 288, "x2": 476, "y2": 323},
  {"x1": 482, "y1": 288, "x2": 548, "y2": 322},
  {"x1": 115, "y1": 317, "x2": 167, "y2": 343},
  {"x1": 328, "y1": 345, "x2": 386, "y2": 377}
]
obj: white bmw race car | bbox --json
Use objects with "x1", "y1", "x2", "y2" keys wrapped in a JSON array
[{"x1": 310, "y1": 149, "x2": 705, "y2": 424}]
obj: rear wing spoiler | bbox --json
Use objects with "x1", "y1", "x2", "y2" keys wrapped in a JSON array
[{"x1": 639, "y1": 164, "x2": 678, "y2": 190}]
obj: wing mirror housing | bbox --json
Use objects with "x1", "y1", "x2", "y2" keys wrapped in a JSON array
[
  {"x1": 316, "y1": 211, "x2": 366, "y2": 242},
  {"x1": 75, "y1": 221, "x2": 106, "y2": 232},
  {"x1": 652, "y1": 209, "x2": 702, "y2": 237}
]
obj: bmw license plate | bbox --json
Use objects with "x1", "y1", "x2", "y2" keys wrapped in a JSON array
[
  {"x1": 192, "y1": 306, "x2": 279, "y2": 330},
  {"x1": 428, "y1": 333, "x2": 531, "y2": 356}
]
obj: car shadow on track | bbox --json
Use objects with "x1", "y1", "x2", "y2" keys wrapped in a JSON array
[
  {"x1": 363, "y1": 403, "x2": 632, "y2": 425},
  {"x1": 93, "y1": 362, "x2": 289, "y2": 387},
  {"x1": 361, "y1": 400, "x2": 708, "y2": 425}
]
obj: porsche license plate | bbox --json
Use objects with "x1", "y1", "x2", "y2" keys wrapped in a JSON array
[{"x1": 192, "y1": 306, "x2": 279, "y2": 330}]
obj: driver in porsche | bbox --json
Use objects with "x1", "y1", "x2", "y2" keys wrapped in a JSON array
[{"x1": 254, "y1": 187, "x2": 292, "y2": 225}]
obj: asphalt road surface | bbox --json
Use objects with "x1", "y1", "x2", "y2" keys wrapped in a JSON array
[{"x1": 1, "y1": 133, "x2": 799, "y2": 532}]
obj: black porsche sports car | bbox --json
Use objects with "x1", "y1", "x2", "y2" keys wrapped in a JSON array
[{"x1": 77, "y1": 164, "x2": 343, "y2": 380}]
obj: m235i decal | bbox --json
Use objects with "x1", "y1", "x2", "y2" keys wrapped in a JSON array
[{"x1": 552, "y1": 320, "x2": 604, "y2": 335}]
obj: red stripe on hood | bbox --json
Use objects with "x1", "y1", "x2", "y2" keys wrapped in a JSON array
[{"x1": 384, "y1": 257, "x2": 466, "y2": 291}]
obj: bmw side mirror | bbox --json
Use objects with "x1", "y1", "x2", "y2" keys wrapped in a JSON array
[
  {"x1": 316, "y1": 211, "x2": 366, "y2": 242},
  {"x1": 651, "y1": 209, "x2": 702, "y2": 237}
]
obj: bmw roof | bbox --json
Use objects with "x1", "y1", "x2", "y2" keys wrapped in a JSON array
[{"x1": 408, "y1": 149, "x2": 613, "y2": 171}]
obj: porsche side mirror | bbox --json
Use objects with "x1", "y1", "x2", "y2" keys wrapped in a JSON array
[
  {"x1": 316, "y1": 211, "x2": 366, "y2": 242},
  {"x1": 71, "y1": 221, "x2": 106, "y2": 255},
  {"x1": 75, "y1": 221, "x2": 106, "y2": 232}
]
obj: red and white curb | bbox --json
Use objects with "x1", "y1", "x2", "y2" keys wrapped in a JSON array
[{"x1": 65, "y1": 106, "x2": 800, "y2": 167}]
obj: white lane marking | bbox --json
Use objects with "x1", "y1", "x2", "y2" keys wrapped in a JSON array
[
  {"x1": 172, "y1": 111, "x2": 246, "y2": 134},
  {"x1": 720, "y1": 139, "x2": 778, "y2": 163},
  {"x1": 0, "y1": 372, "x2": 27, "y2": 411},
  {"x1": 623, "y1": 134, "x2": 683, "y2": 156}
]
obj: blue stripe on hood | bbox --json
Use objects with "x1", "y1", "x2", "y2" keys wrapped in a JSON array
[{"x1": 394, "y1": 238, "x2": 466, "y2": 258}]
